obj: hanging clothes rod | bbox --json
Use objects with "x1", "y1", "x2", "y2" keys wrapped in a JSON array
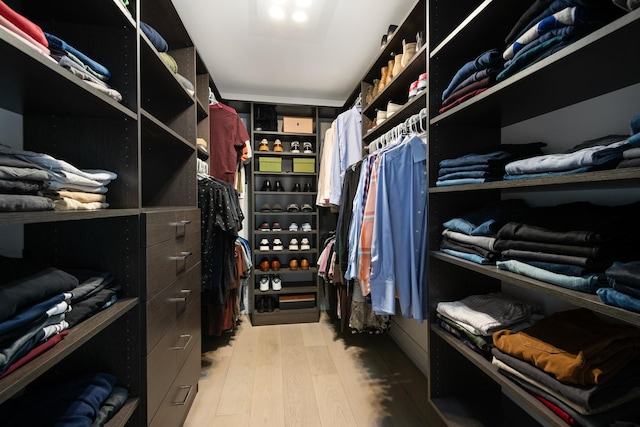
[{"x1": 365, "y1": 108, "x2": 427, "y2": 153}]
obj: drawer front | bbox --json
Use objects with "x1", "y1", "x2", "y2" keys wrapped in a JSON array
[
  {"x1": 176, "y1": 293, "x2": 201, "y2": 371},
  {"x1": 146, "y1": 262, "x2": 200, "y2": 351},
  {"x1": 145, "y1": 230, "x2": 200, "y2": 300},
  {"x1": 149, "y1": 337, "x2": 201, "y2": 427},
  {"x1": 143, "y1": 208, "x2": 200, "y2": 247}
]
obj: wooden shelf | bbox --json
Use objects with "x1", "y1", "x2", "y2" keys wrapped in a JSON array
[
  {"x1": 254, "y1": 285, "x2": 318, "y2": 296},
  {"x1": 251, "y1": 307, "x2": 319, "y2": 326},
  {"x1": 254, "y1": 130, "x2": 316, "y2": 137}
]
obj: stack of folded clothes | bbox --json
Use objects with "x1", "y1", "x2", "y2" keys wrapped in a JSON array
[
  {"x1": 599, "y1": 261, "x2": 640, "y2": 313},
  {"x1": 439, "y1": 48, "x2": 504, "y2": 114},
  {"x1": 436, "y1": 292, "x2": 541, "y2": 359},
  {"x1": 0, "y1": 143, "x2": 116, "y2": 211},
  {"x1": 141, "y1": 21, "x2": 195, "y2": 96},
  {"x1": 495, "y1": 201, "x2": 640, "y2": 291},
  {"x1": 498, "y1": 0, "x2": 625, "y2": 83},
  {"x1": 492, "y1": 308, "x2": 640, "y2": 425},
  {"x1": 0, "y1": 1, "x2": 54, "y2": 59},
  {"x1": 44, "y1": 32, "x2": 122, "y2": 102},
  {"x1": 437, "y1": 142, "x2": 546, "y2": 186},
  {"x1": 440, "y1": 199, "x2": 530, "y2": 264}
]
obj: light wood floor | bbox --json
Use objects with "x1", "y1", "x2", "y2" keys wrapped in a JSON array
[{"x1": 184, "y1": 313, "x2": 438, "y2": 427}]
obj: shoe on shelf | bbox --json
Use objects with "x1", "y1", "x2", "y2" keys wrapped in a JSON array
[
  {"x1": 259, "y1": 257, "x2": 270, "y2": 271},
  {"x1": 301, "y1": 203, "x2": 313, "y2": 212},
  {"x1": 271, "y1": 274, "x2": 282, "y2": 291},
  {"x1": 274, "y1": 180, "x2": 284, "y2": 192},
  {"x1": 256, "y1": 297, "x2": 266, "y2": 313},
  {"x1": 258, "y1": 139, "x2": 270, "y2": 152},
  {"x1": 300, "y1": 238, "x2": 310, "y2": 250},
  {"x1": 300, "y1": 258, "x2": 310, "y2": 270},
  {"x1": 265, "y1": 296, "x2": 277, "y2": 312},
  {"x1": 303, "y1": 142, "x2": 313, "y2": 154},
  {"x1": 289, "y1": 238, "x2": 299, "y2": 250},
  {"x1": 271, "y1": 203, "x2": 283, "y2": 212},
  {"x1": 261, "y1": 179, "x2": 272, "y2": 191},
  {"x1": 289, "y1": 258, "x2": 299, "y2": 270},
  {"x1": 386, "y1": 101, "x2": 403, "y2": 118},
  {"x1": 271, "y1": 221, "x2": 282, "y2": 231},
  {"x1": 272, "y1": 238, "x2": 283, "y2": 251},
  {"x1": 289, "y1": 222, "x2": 299, "y2": 232},
  {"x1": 301, "y1": 222, "x2": 312, "y2": 232},
  {"x1": 287, "y1": 203, "x2": 300, "y2": 212},
  {"x1": 291, "y1": 182, "x2": 301, "y2": 192},
  {"x1": 273, "y1": 139, "x2": 284, "y2": 152},
  {"x1": 303, "y1": 182, "x2": 312, "y2": 192},
  {"x1": 417, "y1": 72, "x2": 427, "y2": 91},
  {"x1": 290, "y1": 141, "x2": 301, "y2": 153},
  {"x1": 271, "y1": 257, "x2": 281, "y2": 271},
  {"x1": 260, "y1": 203, "x2": 271, "y2": 212},
  {"x1": 259, "y1": 275, "x2": 270, "y2": 291},
  {"x1": 259, "y1": 238, "x2": 270, "y2": 251},
  {"x1": 408, "y1": 80, "x2": 419, "y2": 100},
  {"x1": 259, "y1": 221, "x2": 271, "y2": 231}
]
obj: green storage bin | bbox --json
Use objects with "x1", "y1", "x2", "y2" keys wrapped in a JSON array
[
  {"x1": 259, "y1": 157, "x2": 282, "y2": 172},
  {"x1": 293, "y1": 157, "x2": 315, "y2": 173}
]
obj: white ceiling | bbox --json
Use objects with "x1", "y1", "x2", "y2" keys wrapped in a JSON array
[{"x1": 172, "y1": 0, "x2": 417, "y2": 107}]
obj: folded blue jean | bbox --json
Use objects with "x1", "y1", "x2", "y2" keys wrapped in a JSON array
[
  {"x1": 510, "y1": 258, "x2": 588, "y2": 276},
  {"x1": 44, "y1": 33, "x2": 111, "y2": 79},
  {"x1": 503, "y1": 166, "x2": 592, "y2": 180},
  {"x1": 437, "y1": 170, "x2": 500, "y2": 181},
  {"x1": 597, "y1": 287, "x2": 640, "y2": 313},
  {"x1": 435, "y1": 177, "x2": 498, "y2": 186},
  {"x1": 439, "y1": 150, "x2": 511, "y2": 168},
  {"x1": 613, "y1": 282, "x2": 640, "y2": 299},
  {"x1": 441, "y1": 248, "x2": 493, "y2": 265},
  {"x1": 442, "y1": 48, "x2": 503, "y2": 100},
  {"x1": 497, "y1": 260, "x2": 609, "y2": 293},
  {"x1": 442, "y1": 199, "x2": 529, "y2": 236},
  {"x1": 438, "y1": 163, "x2": 498, "y2": 176},
  {"x1": 605, "y1": 260, "x2": 640, "y2": 289}
]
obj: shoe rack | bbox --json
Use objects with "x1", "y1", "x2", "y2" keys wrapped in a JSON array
[{"x1": 249, "y1": 103, "x2": 321, "y2": 326}]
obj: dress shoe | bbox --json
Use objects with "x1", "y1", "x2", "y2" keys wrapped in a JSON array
[
  {"x1": 271, "y1": 257, "x2": 281, "y2": 271},
  {"x1": 259, "y1": 257, "x2": 270, "y2": 272},
  {"x1": 259, "y1": 221, "x2": 270, "y2": 231},
  {"x1": 291, "y1": 182, "x2": 301, "y2": 192},
  {"x1": 261, "y1": 179, "x2": 272, "y2": 191},
  {"x1": 258, "y1": 139, "x2": 270, "y2": 152},
  {"x1": 271, "y1": 221, "x2": 282, "y2": 231},
  {"x1": 300, "y1": 258, "x2": 309, "y2": 270},
  {"x1": 274, "y1": 180, "x2": 284, "y2": 192},
  {"x1": 265, "y1": 296, "x2": 277, "y2": 312},
  {"x1": 273, "y1": 139, "x2": 284, "y2": 152},
  {"x1": 256, "y1": 297, "x2": 266, "y2": 313},
  {"x1": 289, "y1": 258, "x2": 299, "y2": 271},
  {"x1": 304, "y1": 182, "x2": 312, "y2": 192}
]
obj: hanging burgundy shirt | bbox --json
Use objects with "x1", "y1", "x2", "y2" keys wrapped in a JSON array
[{"x1": 209, "y1": 104, "x2": 249, "y2": 185}]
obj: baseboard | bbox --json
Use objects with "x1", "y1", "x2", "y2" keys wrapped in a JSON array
[{"x1": 388, "y1": 318, "x2": 428, "y2": 377}]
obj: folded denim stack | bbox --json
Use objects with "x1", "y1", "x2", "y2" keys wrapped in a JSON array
[
  {"x1": 437, "y1": 142, "x2": 546, "y2": 186},
  {"x1": 599, "y1": 261, "x2": 640, "y2": 313}
]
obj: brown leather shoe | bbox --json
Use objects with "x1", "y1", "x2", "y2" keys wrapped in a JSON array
[
  {"x1": 300, "y1": 258, "x2": 309, "y2": 270},
  {"x1": 259, "y1": 257, "x2": 270, "y2": 272},
  {"x1": 271, "y1": 257, "x2": 281, "y2": 271},
  {"x1": 289, "y1": 258, "x2": 298, "y2": 271}
]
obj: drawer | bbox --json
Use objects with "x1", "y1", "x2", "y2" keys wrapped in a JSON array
[
  {"x1": 146, "y1": 262, "x2": 200, "y2": 351},
  {"x1": 146, "y1": 300, "x2": 201, "y2": 419},
  {"x1": 149, "y1": 336, "x2": 201, "y2": 427},
  {"x1": 143, "y1": 209, "x2": 200, "y2": 247},
  {"x1": 145, "y1": 229, "x2": 200, "y2": 300}
]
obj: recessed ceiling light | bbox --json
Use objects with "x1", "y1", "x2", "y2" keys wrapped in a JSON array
[
  {"x1": 296, "y1": 0, "x2": 312, "y2": 7},
  {"x1": 269, "y1": 6, "x2": 285, "y2": 20},
  {"x1": 292, "y1": 10, "x2": 308, "y2": 22}
]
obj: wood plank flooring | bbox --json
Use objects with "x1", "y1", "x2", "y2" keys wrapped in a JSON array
[{"x1": 184, "y1": 313, "x2": 438, "y2": 426}]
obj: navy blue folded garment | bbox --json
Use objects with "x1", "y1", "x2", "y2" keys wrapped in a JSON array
[
  {"x1": 441, "y1": 48, "x2": 503, "y2": 101},
  {"x1": 44, "y1": 33, "x2": 111, "y2": 79},
  {"x1": 442, "y1": 199, "x2": 529, "y2": 236},
  {"x1": 140, "y1": 22, "x2": 168, "y2": 52},
  {"x1": 606, "y1": 261, "x2": 640, "y2": 289}
]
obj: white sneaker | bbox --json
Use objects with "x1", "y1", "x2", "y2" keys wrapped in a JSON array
[
  {"x1": 303, "y1": 142, "x2": 313, "y2": 154},
  {"x1": 301, "y1": 222, "x2": 312, "y2": 232},
  {"x1": 259, "y1": 239, "x2": 270, "y2": 251},
  {"x1": 259, "y1": 275, "x2": 270, "y2": 291},
  {"x1": 300, "y1": 238, "x2": 310, "y2": 250},
  {"x1": 290, "y1": 141, "x2": 300, "y2": 153},
  {"x1": 289, "y1": 222, "x2": 299, "y2": 232},
  {"x1": 289, "y1": 238, "x2": 299, "y2": 250},
  {"x1": 272, "y1": 238, "x2": 283, "y2": 251},
  {"x1": 271, "y1": 274, "x2": 282, "y2": 291}
]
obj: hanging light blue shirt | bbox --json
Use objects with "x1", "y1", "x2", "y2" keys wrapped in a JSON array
[
  {"x1": 370, "y1": 135, "x2": 428, "y2": 322},
  {"x1": 329, "y1": 106, "x2": 362, "y2": 206}
]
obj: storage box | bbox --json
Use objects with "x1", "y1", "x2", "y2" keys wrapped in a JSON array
[
  {"x1": 293, "y1": 158, "x2": 315, "y2": 173},
  {"x1": 283, "y1": 116, "x2": 314, "y2": 134},
  {"x1": 259, "y1": 157, "x2": 282, "y2": 172},
  {"x1": 279, "y1": 294, "x2": 315, "y2": 310}
]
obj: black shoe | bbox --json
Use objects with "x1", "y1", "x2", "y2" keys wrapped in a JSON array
[
  {"x1": 256, "y1": 297, "x2": 266, "y2": 313},
  {"x1": 265, "y1": 296, "x2": 277, "y2": 313},
  {"x1": 274, "y1": 180, "x2": 284, "y2": 192},
  {"x1": 291, "y1": 182, "x2": 301, "y2": 192},
  {"x1": 261, "y1": 180, "x2": 272, "y2": 191},
  {"x1": 304, "y1": 182, "x2": 312, "y2": 192}
]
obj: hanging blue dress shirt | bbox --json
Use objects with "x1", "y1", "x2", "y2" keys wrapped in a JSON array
[{"x1": 329, "y1": 106, "x2": 362, "y2": 206}]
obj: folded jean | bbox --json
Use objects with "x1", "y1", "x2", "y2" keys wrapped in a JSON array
[
  {"x1": 613, "y1": 282, "x2": 640, "y2": 299},
  {"x1": 441, "y1": 237, "x2": 499, "y2": 261},
  {"x1": 438, "y1": 163, "x2": 500, "y2": 176},
  {"x1": 442, "y1": 199, "x2": 529, "y2": 236},
  {"x1": 508, "y1": 258, "x2": 588, "y2": 276},
  {"x1": 504, "y1": 165, "x2": 592, "y2": 179},
  {"x1": 606, "y1": 260, "x2": 640, "y2": 289},
  {"x1": 441, "y1": 248, "x2": 493, "y2": 265},
  {"x1": 597, "y1": 287, "x2": 640, "y2": 314},
  {"x1": 439, "y1": 150, "x2": 511, "y2": 168},
  {"x1": 437, "y1": 170, "x2": 500, "y2": 181},
  {"x1": 44, "y1": 33, "x2": 111, "y2": 79},
  {"x1": 435, "y1": 177, "x2": 499, "y2": 186}
]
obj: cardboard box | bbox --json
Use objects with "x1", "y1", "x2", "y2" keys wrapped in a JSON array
[
  {"x1": 283, "y1": 116, "x2": 314, "y2": 134},
  {"x1": 259, "y1": 157, "x2": 282, "y2": 172},
  {"x1": 293, "y1": 158, "x2": 315, "y2": 173}
]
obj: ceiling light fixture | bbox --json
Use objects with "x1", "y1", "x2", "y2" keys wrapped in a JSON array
[
  {"x1": 296, "y1": 0, "x2": 312, "y2": 7},
  {"x1": 291, "y1": 10, "x2": 308, "y2": 22},
  {"x1": 268, "y1": 6, "x2": 285, "y2": 20}
]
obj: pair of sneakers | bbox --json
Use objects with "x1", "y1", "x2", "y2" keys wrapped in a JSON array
[
  {"x1": 288, "y1": 222, "x2": 312, "y2": 232},
  {"x1": 258, "y1": 139, "x2": 283, "y2": 152},
  {"x1": 288, "y1": 238, "x2": 310, "y2": 250},
  {"x1": 290, "y1": 141, "x2": 313, "y2": 154},
  {"x1": 259, "y1": 238, "x2": 283, "y2": 251},
  {"x1": 259, "y1": 274, "x2": 282, "y2": 291}
]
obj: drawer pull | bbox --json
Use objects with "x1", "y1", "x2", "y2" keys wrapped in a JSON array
[
  {"x1": 169, "y1": 334, "x2": 192, "y2": 351},
  {"x1": 180, "y1": 289, "x2": 192, "y2": 297},
  {"x1": 172, "y1": 385, "x2": 193, "y2": 406},
  {"x1": 167, "y1": 297, "x2": 186, "y2": 303},
  {"x1": 170, "y1": 220, "x2": 192, "y2": 227},
  {"x1": 169, "y1": 251, "x2": 192, "y2": 261}
]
